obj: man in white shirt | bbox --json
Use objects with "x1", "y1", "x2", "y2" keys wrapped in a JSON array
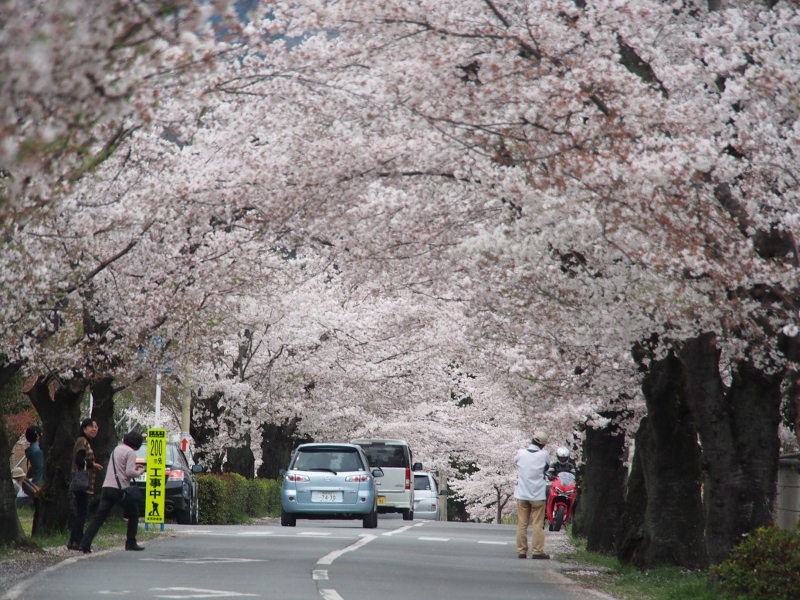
[{"x1": 514, "y1": 431, "x2": 550, "y2": 559}]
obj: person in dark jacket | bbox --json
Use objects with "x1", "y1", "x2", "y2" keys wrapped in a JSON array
[
  {"x1": 547, "y1": 447, "x2": 577, "y2": 479},
  {"x1": 67, "y1": 418, "x2": 104, "y2": 551},
  {"x1": 80, "y1": 431, "x2": 146, "y2": 553},
  {"x1": 24, "y1": 426, "x2": 44, "y2": 485}
]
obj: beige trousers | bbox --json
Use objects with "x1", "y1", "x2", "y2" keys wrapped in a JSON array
[{"x1": 516, "y1": 499, "x2": 546, "y2": 556}]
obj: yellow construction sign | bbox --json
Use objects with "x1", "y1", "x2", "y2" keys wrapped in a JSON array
[{"x1": 145, "y1": 428, "x2": 167, "y2": 524}]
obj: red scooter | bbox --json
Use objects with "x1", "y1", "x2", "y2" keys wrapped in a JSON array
[{"x1": 546, "y1": 471, "x2": 577, "y2": 532}]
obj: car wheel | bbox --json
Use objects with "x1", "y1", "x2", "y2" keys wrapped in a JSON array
[
  {"x1": 176, "y1": 507, "x2": 192, "y2": 525},
  {"x1": 363, "y1": 505, "x2": 378, "y2": 529},
  {"x1": 190, "y1": 496, "x2": 199, "y2": 525},
  {"x1": 281, "y1": 508, "x2": 296, "y2": 527},
  {"x1": 402, "y1": 508, "x2": 414, "y2": 521}
]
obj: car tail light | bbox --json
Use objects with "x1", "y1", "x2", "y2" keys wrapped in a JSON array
[
  {"x1": 167, "y1": 470, "x2": 184, "y2": 480},
  {"x1": 405, "y1": 468, "x2": 411, "y2": 490},
  {"x1": 286, "y1": 473, "x2": 310, "y2": 482},
  {"x1": 345, "y1": 474, "x2": 371, "y2": 482},
  {"x1": 431, "y1": 503, "x2": 437, "y2": 510}
]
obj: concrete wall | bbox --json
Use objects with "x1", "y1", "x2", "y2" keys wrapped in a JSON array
[{"x1": 776, "y1": 454, "x2": 800, "y2": 530}]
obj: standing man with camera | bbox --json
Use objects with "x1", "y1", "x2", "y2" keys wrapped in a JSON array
[{"x1": 514, "y1": 431, "x2": 550, "y2": 559}]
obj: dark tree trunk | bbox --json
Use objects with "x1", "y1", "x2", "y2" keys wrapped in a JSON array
[
  {"x1": 89, "y1": 377, "x2": 118, "y2": 493},
  {"x1": 631, "y1": 352, "x2": 707, "y2": 569},
  {"x1": 257, "y1": 417, "x2": 313, "y2": 479},
  {"x1": 679, "y1": 333, "x2": 783, "y2": 565},
  {"x1": 572, "y1": 409, "x2": 628, "y2": 553},
  {"x1": 616, "y1": 418, "x2": 648, "y2": 565},
  {"x1": 23, "y1": 374, "x2": 87, "y2": 536},
  {"x1": 0, "y1": 362, "x2": 25, "y2": 546},
  {"x1": 224, "y1": 433, "x2": 255, "y2": 478},
  {"x1": 190, "y1": 391, "x2": 225, "y2": 474}
]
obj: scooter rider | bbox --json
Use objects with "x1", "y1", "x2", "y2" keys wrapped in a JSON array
[{"x1": 548, "y1": 447, "x2": 576, "y2": 479}]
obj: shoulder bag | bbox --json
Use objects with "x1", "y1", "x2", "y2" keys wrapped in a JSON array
[
  {"x1": 20, "y1": 478, "x2": 41, "y2": 498},
  {"x1": 70, "y1": 468, "x2": 92, "y2": 492},
  {"x1": 21, "y1": 458, "x2": 41, "y2": 498},
  {"x1": 111, "y1": 450, "x2": 143, "y2": 509}
]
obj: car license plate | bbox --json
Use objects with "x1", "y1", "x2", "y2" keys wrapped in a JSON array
[
  {"x1": 311, "y1": 491, "x2": 342, "y2": 503},
  {"x1": 377, "y1": 496, "x2": 385, "y2": 505}
]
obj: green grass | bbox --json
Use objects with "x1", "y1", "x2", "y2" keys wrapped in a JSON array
[
  {"x1": 1, "y1": 506, "x2": 160, "y2": 557},
  {"x1": 558, "y1": 532, "x2": 749, "y2": 600}
]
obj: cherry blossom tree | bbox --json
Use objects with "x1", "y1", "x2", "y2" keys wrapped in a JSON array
[{"x1": 2, "y1": 0, "x2": 798, "y2": 568}]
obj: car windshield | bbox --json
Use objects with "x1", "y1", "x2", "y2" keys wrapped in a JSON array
[
  {"x1": 414, "y1": 475, "x2": 433, "y2": 491},
  {"x1": 556, "y1": 472, "x2": 576, "y2": 485},
  {"x1": 292, "y1": 449, "x2": 363, "y2": 473},
  {"x1": 359, "y1": 445, "x2": 406, "y2": 468}
]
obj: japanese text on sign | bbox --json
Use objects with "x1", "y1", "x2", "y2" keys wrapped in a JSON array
[{"x1": 145, "y1": 428, "x2": 167, "y2": 524}]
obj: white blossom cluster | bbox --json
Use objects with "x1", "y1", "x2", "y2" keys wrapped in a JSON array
[{"x1": 2, "y1": 0, "x2": 799, "y2": 520}]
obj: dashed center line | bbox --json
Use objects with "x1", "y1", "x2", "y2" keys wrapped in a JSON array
[
  {"x1": 418, "y1": 537, "x2": 449, "y2": 541},
  {"x1": 317, "y1": 534, "x2": 376, "y2": 565},
  {"x1": 319, "y1": 590, "x2": 344, "y2": 600},
  {"x1": 478, "y1": 541, "x2": 508, "y2": 545},
  {"x1": 312, "y1": 570, "x2": 329, "y2": 580},
  {"x1": 300, "y1": 532, "x2": 332, "y2": 536},
  {"x1": 381, "y1": 525, "x2": 414, "y2": 536}
]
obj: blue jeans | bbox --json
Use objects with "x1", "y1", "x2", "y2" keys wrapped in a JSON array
[{"x1": 70, "y1": 491, "x2": 90, "y2": 544}]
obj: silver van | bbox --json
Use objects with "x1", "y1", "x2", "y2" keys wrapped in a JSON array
[{"x1": 351, "y1": 439, "x2": 422, "y2": 520}]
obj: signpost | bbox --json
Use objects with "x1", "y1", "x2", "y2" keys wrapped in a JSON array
[{"x1": 145, "y1": 428, "x2": 167, "y2": 531}]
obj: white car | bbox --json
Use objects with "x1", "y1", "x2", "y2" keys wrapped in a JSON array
[
  {"x1": 413, "y1": 472, "x2": 440, "y2": 520},
  {"x1": 351, "y1": 438, "x2": 421, "y2": 520}
]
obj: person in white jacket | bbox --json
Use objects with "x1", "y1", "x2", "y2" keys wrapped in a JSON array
[
  {"x1": 514, "y1": 431, "x2": 550, "y2": 559},
  {"x1": 79, "y1": 431, "x2": 146, "y2": 553}
]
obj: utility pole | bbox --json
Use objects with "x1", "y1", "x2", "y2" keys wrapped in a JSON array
[{"x1": 438, "y1": 469, "x2": 448, "y2": 521}]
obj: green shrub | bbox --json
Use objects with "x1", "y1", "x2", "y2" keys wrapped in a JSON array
[
  {"x1": 263, "y1": 479, "x2": 281, "y2": 516},
  {"x1": 711, "y1": 524, "x2": 800, "y2": 600},
  {"x1": 196, "y1": 474, "x2": 227, "y2": 525},
  {"x1": 220, "y1": 473, "x2": 249, "y2": 523},
  {"x1": 197, "y1": 474, "x2": 282, "y2": 524},
  {"x1": 245, "y1": 479, "x2": 271, "y2": 517}
]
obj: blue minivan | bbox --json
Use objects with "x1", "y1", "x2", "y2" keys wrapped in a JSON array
[{"x1": 280, "y1": 443, "x2": 384, "y2": 528}]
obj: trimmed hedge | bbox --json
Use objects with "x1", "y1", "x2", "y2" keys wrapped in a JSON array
[
  {"x1": 197, "y1": 474, "x2": 282, "y2": 525},
  {"x1": 711, "y1": 524, "x2": 800, "y2": 600}
]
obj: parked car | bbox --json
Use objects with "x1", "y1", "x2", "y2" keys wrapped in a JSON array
[
  {"x1": 133, "y1": 441, "x2": 203, "y2": 524},
  {"x1": 413, "y1": 471, "x2": 439, "y2": 520},
  {"x1": 351, "y1": 438, "x2": 421, "y2": 520},
  {"x1": 280, "y1": 443, "x2": 383, "y2": 528}
]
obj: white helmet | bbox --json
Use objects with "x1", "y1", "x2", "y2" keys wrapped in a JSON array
[{"x1": 556, "y1": 447, "x2": 570, "y2": 462}]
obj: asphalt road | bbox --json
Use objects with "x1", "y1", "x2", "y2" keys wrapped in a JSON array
[{"x1": 2, "y1": 516, "x2": 605, "y2": 600}]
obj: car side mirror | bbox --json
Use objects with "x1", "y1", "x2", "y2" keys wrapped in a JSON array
[
  {"x1": 372, "y1": 468, "x2": 384, "y2": 478},
  {"x1": 191, "y1": 464, "x2": 204, "y2": 474},
  {"x1": 279, "y1": 469, "x2": 287, "y2": 477},
  {"x1": 412, "y1": 462, "x2": 423, "y2": 471}
]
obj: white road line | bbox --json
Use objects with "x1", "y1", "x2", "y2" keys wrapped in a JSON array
[
  {"x1": 299, "y1": 532, "x2": 332, "y2": 536},
  {"x1": 478, "y1": 541, "x2": 508, "y2": 545},
  {"x1": 312, "y1": 570, "x2": 329, "y2": 580},
  {"x1": 150, "y1": 587, "x2": 258, "y2": 598},
  {"x1": 141, "y1": 558, "x2": 264, "y2": 564},
  {"x1": 237, "y1": 531, "x2": 274, "y2": 536},
  {"x1": 317, "y1": 534, "x2": 376, "y2": 565},
  {"x1": 418, "y1": 537, "x2": 449, "y2": 541},
  {"x1": 319, "y1": 590, "x2": 345, "y2": 600},
  {"x1": 381, "y1": 525, "x2": 414, "y2": 536}
]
